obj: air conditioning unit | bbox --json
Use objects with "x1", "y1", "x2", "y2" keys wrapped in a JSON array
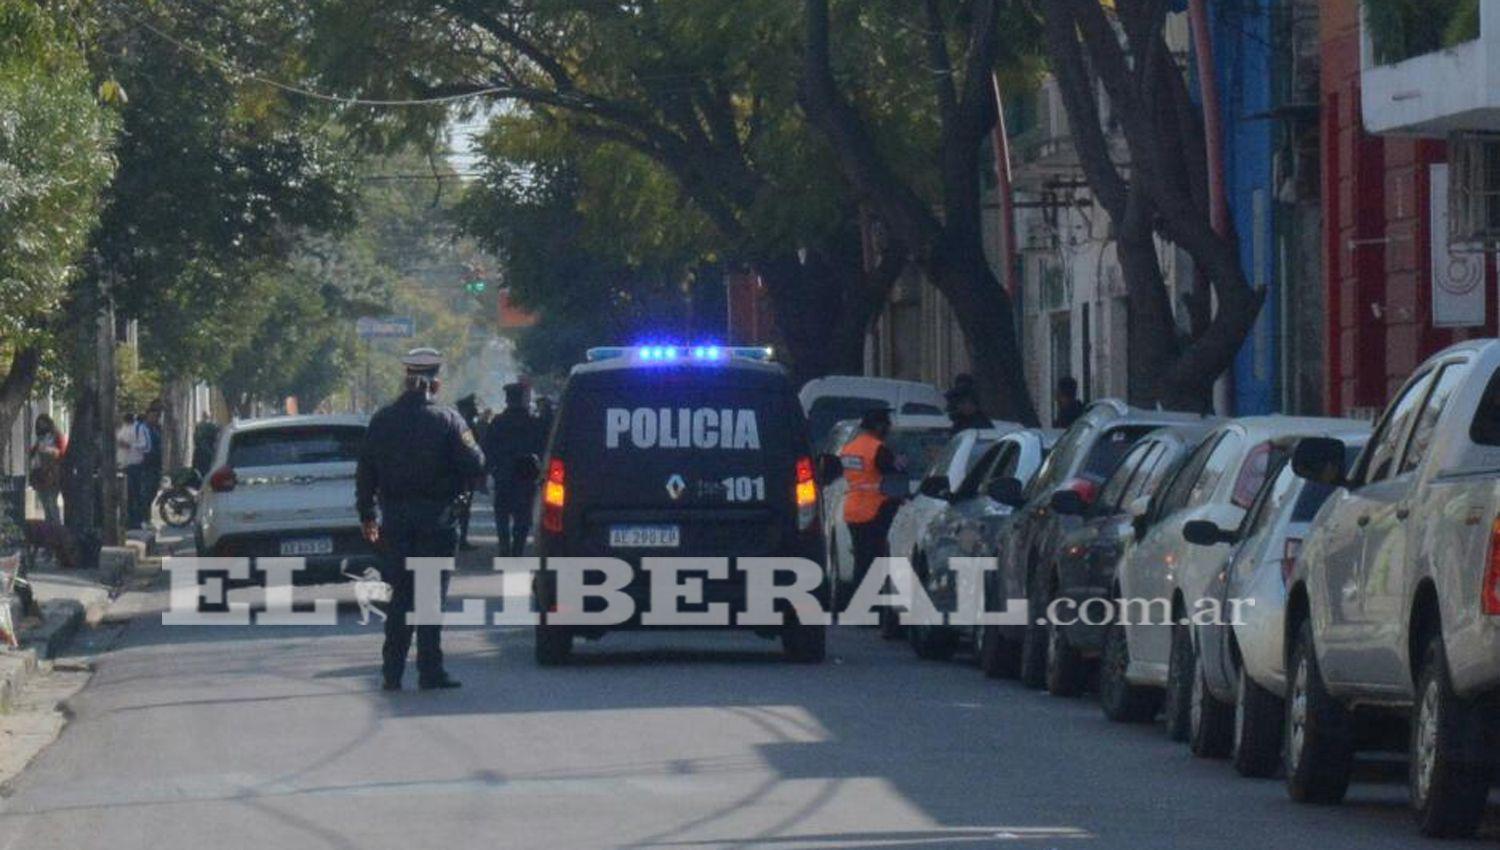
[{"x1": 1449, "y1": 132, "x2": 1500, "y2": 248}]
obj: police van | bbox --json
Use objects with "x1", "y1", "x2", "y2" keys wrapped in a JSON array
[{"x1": 533, "y1": 345, "x2": 828, "y2": 664}]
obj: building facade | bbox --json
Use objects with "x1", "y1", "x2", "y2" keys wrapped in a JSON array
[{"x1": 1322, "y1": 0, "x2": 1497, "y2": 416}]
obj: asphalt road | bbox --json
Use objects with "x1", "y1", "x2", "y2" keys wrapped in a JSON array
[{"x1": 2, "y1": 553, "x2": 1498, "y2": 849}]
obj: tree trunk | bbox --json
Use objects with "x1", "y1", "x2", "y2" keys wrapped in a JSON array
[
  {"x1": 0, "y1": 347, "x2": 42, "y2": 442},
  {"x1": 756, "y1": 238, "x2": 899, "y2": 387},
  {"x1": 1116, "y1": 193, "x2": 1182, "y2": 408},
  {"x1": 62, "y1": 283, "x2": 107, "y2": 568},
  {"x1": 925, "y1": 239, "x2": 1039, "y2": 426}
]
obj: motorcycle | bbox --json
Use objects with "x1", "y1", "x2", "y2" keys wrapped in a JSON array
[{"x1": 155, "y1": 467, "x2": 202, "y2": 529}]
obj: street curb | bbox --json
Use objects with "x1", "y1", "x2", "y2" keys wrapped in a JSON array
[
  {"x1": 21, "y1": 599, "x2": 86, "y2": 661},
  {"x1": 0, "y1": 647, "x2": 39, "y2": 714},
  {"x1": 0, "y1": 597, "x2": 86, "y2": 715}
]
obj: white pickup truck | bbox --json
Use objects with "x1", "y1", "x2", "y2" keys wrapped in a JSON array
[{"x1": 1285, "y1": 339, "x2": 1500, "y2": 838}]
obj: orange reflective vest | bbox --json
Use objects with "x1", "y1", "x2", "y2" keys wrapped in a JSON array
[{"x1": 840, "y1": 432, "x2": 889, "y2": 525}]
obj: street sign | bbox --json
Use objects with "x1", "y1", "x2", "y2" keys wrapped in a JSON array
[{"x1": 356, "y1": 316, "x2": 415, "y2": 339}]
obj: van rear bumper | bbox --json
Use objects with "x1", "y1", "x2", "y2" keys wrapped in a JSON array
[{"x1": 531, "y1": 556, "x2": 830, "y2": 633}]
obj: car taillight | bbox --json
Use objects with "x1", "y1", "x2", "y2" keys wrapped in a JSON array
[
  {"x1": 1483, "y1": 518, "x2": 1500, "y2": 615},
  {"x1": 1280, "y1": 537, "x2": 1303, "y2": 586},
  {"x1": 542, "y1": 458, "x2": 566, "y2": 534},
  {"x1": 795, "y1": 456, "x2": 817, "y2": 530},
  {"x1": 208, "y1": 467, "x2": 237, "y2": 493},
  {"x1": 1063, "y1": 476, "x2": 1099, "y2": 505}
]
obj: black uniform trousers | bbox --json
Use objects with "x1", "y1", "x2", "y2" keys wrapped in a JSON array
[
  {"x1": 380, "y1": 498, "x2": 458, "y2": 684},
  {"x1": 848, "y1": 499, "x2": 902, "y2": 591}
]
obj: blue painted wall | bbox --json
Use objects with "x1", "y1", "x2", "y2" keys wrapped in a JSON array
[{"x1": 1211, "y1": 0, "x2": 1279, "y2": 415}]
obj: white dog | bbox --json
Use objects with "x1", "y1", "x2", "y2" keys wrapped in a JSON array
[{"x1": 341, "y1": 562, "x2": 391, "y2": 625}]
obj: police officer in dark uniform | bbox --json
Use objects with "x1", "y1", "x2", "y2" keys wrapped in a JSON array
[
  {"x1": 480, "y1": 381, "x2": 545, "y2": 557},
  {"x1": 356, "y1": 348, "x2": 485, "y2": 691}
]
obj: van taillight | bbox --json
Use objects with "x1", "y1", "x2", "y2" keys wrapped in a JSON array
[
  {"x1": 542, "y1": 459, "x2": 566, "y2": 534},
  {"x1": 1280, "y1": 537, "x2": 1303, "y2": 586},
  {"x1": 1483, "y1": 518, "x2": 1500, "y2": 615},
  {"x1": 795, "y1": 456, "x2": 817, "y2": 530},
  {"x1": 208, "y1": 467, "x2": 237, "y2": 493}
]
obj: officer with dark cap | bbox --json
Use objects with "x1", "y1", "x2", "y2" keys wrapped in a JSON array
[
  {"x1": 356, "y1": 347, "x2": 485, "y2": 691},
  {"x1": 480, "y1": 380, "x2": 546, "y2": 557},
  {"x1": 839, "y1": 407, "x2": 906, "y2": 591}
]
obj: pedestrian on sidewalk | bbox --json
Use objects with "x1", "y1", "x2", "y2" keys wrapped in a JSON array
[
  {"x1": 480, "y1": 382, "x2": 545, "y2": 558},
  {"x1": 945, "y1": 385, "x2": 990, "y2": 435},
  {"x1": 117, "y1": 412, "x2": 147, "y2": 528},
  {"x1": 356, "y1": 348, "x2": 485, "y2": 691},
  {"x1": 191, "y1": 413, "x2": 220, "y2": 479},
  {"x1": 27, "y1": 414, "x2": 65, "y2": 526},
  {"x1": 1055, "y1": 377, "x2": 1086, "y2": 430},
  {"x1": 138, "y1": 401, "x2": 165, "y2": 529}
]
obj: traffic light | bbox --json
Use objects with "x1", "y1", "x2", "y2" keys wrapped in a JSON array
[{"x1": 463, "y1": 278, "x2": 487, "y2": 295}]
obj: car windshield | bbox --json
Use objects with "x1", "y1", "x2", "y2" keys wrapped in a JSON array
[
  {"x1": 1027, "y1": 420, "x2": 1097, "y2": 497},
  {"x1": 1079, "y1": 425, "x2": 1159, "y2": 483},
  {"x1": 887, "y1": 428, "x2": 952, "y2": 475},
  {"x1": 228, "y1": 425, "x2": 365, "y2": 468}
]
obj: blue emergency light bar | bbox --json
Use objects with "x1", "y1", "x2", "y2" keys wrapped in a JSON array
[{"x1": 586, "y1": 345, "x2": 775, "y2": 364}]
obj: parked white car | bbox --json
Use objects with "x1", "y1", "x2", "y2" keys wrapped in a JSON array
[
  {"x1": 800, "y1": 376, "x2": 947, "y2": 452},
  {"x1": 1108, "y1": 416, "x2": 1361, "y2": 743},
  {"x1": 197, "y1": 415, "x2": 374, "y2": 579},
  {"x1": 887, "y1": 423, "x2": 1022, "y2": 566},
  {"x1": 1185, "y1": 431, "x2": 1367, "y2": 772},
  {"x1": 1283, "y1": 339, "x2": 1500, "y2": 837}
]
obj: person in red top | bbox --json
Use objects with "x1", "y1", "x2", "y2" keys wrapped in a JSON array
[
  {"x1": 839, "y1": 407, "x2": 904, "y2": 591},
  {"x1": 27, "y1": 414, "x2": 65, "y2": 525}
]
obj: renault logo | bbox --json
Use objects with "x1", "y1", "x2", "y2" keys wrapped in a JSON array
[{"x1": 666, "y1": 474, "x2": 686, "y2": 500}]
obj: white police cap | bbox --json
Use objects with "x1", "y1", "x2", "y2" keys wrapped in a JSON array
[{"x1": 401, "y1": 347, "x2": 444, "y2": 375}]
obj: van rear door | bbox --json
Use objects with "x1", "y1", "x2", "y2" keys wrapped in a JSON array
[{"x1": 555, "y1": 370, "x2": 807, "y2": 557}]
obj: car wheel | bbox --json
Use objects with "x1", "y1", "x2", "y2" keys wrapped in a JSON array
[
  {"x1": 1410, "y1": 634, "x2": 1490, "y2": 838},
  {"x1": 878, "y1": 605, "x2": 902, "y2": 640},
  {"x1": 1232, "y1": 664, "x2": 1284, "y2": 778},
  {"x1": 1164, "y1": 623, "x2": 1194, "y2": 743},
  {"x1": 535, "y1": 625, "x2": 573, "y2": 666},
  {"x1": 1045, "y1": 617, "x2": 1085, "y2": 697},
  {"x1": 1284, "y1": 618, "x2": 1353, "y2": 804},
  {"x1": 1189, "y1": 646, "x2": 1234, "y2": 759},
  {"x1": 909, "y1": 623, "x2": 957, "y2": 662},
  {"x1": 1019, "y1": 585, "x2": 1048, "y2": 689},
  {"x1": 1100, "y1": 619, "x2": 1160, "y2": 723},
  {"x1": 783, "y1": 624, "x2": 827, "y2": 664},
  {"x1": 979, "y1": 625, "x2": 1021, "y2": 679}
]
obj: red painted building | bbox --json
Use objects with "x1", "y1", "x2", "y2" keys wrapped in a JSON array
[{"x1": 1320, "y1": 0, "x2": 1496, "y2": 417}]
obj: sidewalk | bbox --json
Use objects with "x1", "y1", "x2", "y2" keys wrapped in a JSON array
[{"x1": 0, "y1": 539, "x2": 148, "y2": 714}]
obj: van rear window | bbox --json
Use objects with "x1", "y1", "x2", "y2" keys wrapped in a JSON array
[{"x1": 557, "y1": 375, "x2": 805, "y2": 507}]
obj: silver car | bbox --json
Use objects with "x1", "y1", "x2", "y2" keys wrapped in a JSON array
[
  {"x1": 1284, "y1": 339, "x2": 1500, "y2": 837},
  {"x1": 1186, "y1": 432, "x2": 1367, "y2": 775}
]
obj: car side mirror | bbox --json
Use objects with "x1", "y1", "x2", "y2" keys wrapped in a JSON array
[
  {"x1": 1183, "y1": 519, "x2": 1235, "y2": 548},
  {"x1": 986, "y1": 477, "x2": 1026, "y2": 507},
  {"x1": 1291, "y1": 437, "x2": 1348, "y2": 488},
  {"x1": 1128, "y1": 496, "x2": 1152, "y2": 541},
  {"x1": 917, "y1": 476, "x2": 950, "y2": 499},
  {"x1": 1049, "y1": 489, "x2": 1088, "y2": 517},
  {"x1": 817, "y1": 453, "x2": 844, "y2": 487}
]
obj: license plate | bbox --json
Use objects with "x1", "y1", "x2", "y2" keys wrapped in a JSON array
[
  {"x1": 280, "y1": 537, "x2": 334, "y2": 556},
  {"x1": 609, "y1": 525, "x2": 681, "y2": 548}
]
